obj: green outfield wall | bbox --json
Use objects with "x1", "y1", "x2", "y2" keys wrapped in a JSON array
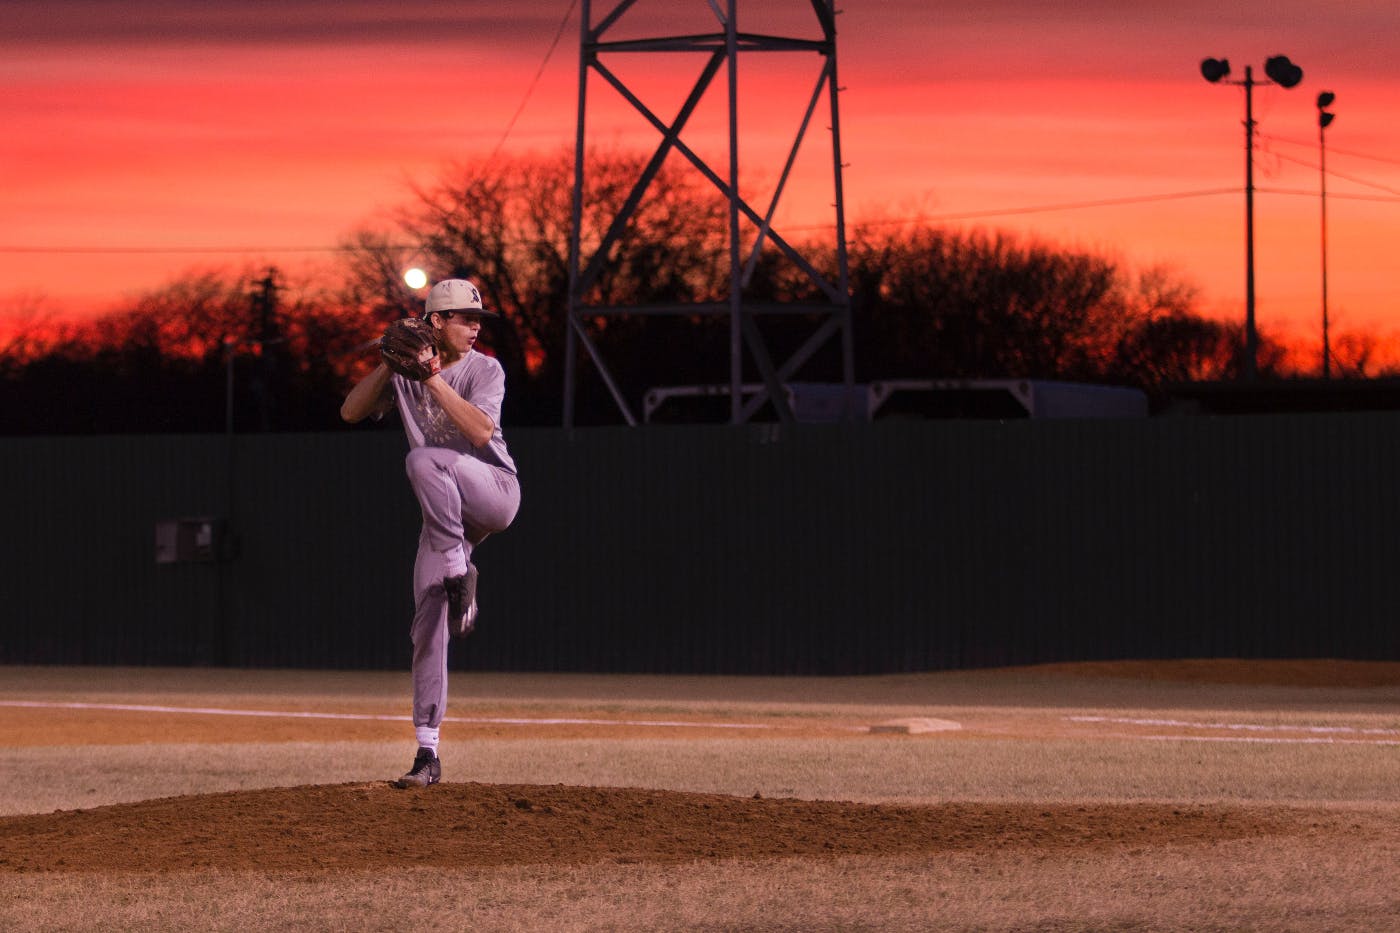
[{"x1": 2, "y1": 414, "x2": 1398, "y2": 674}]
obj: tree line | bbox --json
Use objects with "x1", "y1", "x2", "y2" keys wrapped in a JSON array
[{"x1": 0, "y1": 149, "x2": 1340, "y2": 435}]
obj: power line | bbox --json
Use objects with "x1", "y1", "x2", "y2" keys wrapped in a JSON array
[
  {"x1": 1260, "y1": 132, "x2": 1400, "y2": 168},
  {"x1": 799, "y1": 188, "x2": 1242, "y2": 229},
  {"x1": 0, "y1": 189, "x2": 1247, "y2": 255},
  {"x1": 11, "y1": 184, "x2": 1394, "y2": 258},
  {"x1": 895, "y1": 187, "x2": 1241, "y2": 221},
  {"x1": 488, "y1": 0, "x2": 580, "y2": 162},
  {"x1": 1256, "y1": 186, "x2": 1400, "y2": 203},
  {"x1": 0, "y1": 245, "x2": 365, "y2": 255},
  {"x1": 1265, "y1": 150, "x2": 1400, "y2": 197}
]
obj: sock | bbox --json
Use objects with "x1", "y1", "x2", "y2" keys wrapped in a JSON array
[{"x1": 416, "y1": 726, "x2": 440, "y2": 755}]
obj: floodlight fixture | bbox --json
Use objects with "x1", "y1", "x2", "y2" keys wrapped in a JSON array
[
  {"x1": 1317, "y1": 91, "x2": 1337, "y2": 130},
  {"x1": 1200, "y1": 58, "x2": 1231, "y2": 83},
  {"x1": 1264, "y1": 54, "x2": 1303, "y2": 88}
]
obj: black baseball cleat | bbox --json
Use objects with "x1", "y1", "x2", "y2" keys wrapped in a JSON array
[
  {"x1": 444, "y1": 564, "x2": 479, "y2": 638},
  {"x1": 393, "y1": 747, "x2": 441, "y2": 789}
]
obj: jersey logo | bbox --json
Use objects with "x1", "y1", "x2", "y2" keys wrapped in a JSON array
[{"x1": 416, "y1": 392, "x2": 463, "y2": 446}]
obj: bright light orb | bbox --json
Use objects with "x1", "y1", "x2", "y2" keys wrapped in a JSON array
[{"x1": 403, "y1": 268, "x2": 428, "y2": 290}]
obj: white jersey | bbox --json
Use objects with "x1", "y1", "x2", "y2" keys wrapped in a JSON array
[{"x1": 388, "y1": 350, "x2": 517, "y2": 474}]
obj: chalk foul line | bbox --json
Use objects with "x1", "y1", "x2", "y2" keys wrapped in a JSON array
[
  {"x1": 0, "y1": 700, "x2": 773, "y2": 730},
  {"x1": 1068, "y1": 715, "x2": 1400, "y2": 744}
]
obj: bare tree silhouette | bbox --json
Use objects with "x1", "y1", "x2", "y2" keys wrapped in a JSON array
[{"x1": 4, "y1": 150, "x2": 1325, "y2": 433}]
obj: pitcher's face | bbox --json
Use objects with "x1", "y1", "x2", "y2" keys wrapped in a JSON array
[{"x1": 436, "y1": 313, "x2": 482, "y2": 354}]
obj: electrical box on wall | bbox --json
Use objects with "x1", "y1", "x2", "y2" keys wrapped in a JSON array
[{"x1": 155, "y1": 518, "x2": 227, "y2": 564}]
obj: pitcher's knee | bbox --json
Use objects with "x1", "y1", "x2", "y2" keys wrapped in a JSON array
[{"x1": 404, "y1": 446, "x2": 440, "y2": 485}]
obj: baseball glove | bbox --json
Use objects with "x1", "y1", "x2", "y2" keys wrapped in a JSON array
[{"x1": 380, "y1": 317, "x2": 441, "y2": 381}]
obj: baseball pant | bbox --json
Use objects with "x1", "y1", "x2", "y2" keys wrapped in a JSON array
[{"x1": 404, "y1": 446, "x2": 521, "y2": 731}]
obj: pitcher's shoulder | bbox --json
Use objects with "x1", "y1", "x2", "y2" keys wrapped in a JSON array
[{"x1": 463, "y1": 350, "x2": 507, "y2": 383}]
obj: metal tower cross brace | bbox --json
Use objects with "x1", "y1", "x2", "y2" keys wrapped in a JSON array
[{"x1": 563, "y1": 0, "x2": 853, "y2": 426}]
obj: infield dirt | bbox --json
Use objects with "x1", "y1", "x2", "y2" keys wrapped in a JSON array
[{"x1": 2, "y1": 661, "x2": 1399, "y2": 931}]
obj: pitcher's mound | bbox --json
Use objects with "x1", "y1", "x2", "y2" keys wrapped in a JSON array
[{"x1": 0, "y1": 783, "x2": 1307, "y2": 874}]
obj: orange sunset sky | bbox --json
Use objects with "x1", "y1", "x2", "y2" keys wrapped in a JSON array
[{"x1": 3, "y1": 1, "x2": 1398, "y2": 360}]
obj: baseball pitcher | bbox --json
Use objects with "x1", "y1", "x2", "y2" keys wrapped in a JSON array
[{"x1": 340, "y1": 278, "x2": 521, "y2": 788}]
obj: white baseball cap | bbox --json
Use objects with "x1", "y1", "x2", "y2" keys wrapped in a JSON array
[{"x1": 425, "y1": 278, "x2": 497, "y2": 317}]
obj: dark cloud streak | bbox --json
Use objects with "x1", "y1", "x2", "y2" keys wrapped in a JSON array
[{"x1": 2, "y1": 0, "x2": 564, "y2": 47}]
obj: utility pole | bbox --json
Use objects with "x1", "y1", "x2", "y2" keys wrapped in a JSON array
[
  {"x1": 249, "y1": 268, "x2": 281, "y2": 431},
  {"x1": 1200, "y1": 54, "x2": 1305, "y2": 381},
  {"x1": 1242, "y1": 65, "x2": 1258, "y2": 381},
  {"x1": 1317, "y1": 92, "x2": 1336, "y2": 379}
]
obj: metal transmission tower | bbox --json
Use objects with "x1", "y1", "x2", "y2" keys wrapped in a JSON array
[{"x1": 563, "y1": 0, "x2": 853, "y2": 426}]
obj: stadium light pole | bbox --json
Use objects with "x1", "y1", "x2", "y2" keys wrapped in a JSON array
[
  {"x1": 1200, "y1": 55, "x2": 1305, "y2": 381},
  {"x1": 1317, "y1": 91, "x2": 1336, "y2": 379}
]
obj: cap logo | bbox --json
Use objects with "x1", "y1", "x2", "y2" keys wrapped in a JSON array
[{"x1": 425, "y1": 277, "x2": 493, "y2": 316}]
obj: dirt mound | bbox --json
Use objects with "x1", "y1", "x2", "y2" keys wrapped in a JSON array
[{"x1": 0, "y1": 783, "x2": 1309, "y2": 874}]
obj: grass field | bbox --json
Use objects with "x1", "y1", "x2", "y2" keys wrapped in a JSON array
[{"x1": 2, "y1": 661, "x2": 1398, "y2": 931}]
